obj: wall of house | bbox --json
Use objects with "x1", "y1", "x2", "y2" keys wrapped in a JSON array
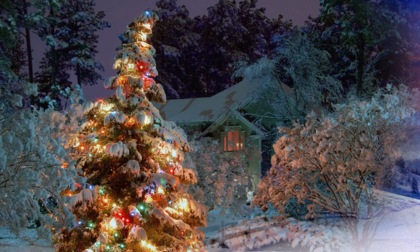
[{"x1": 247, "y1": 135, "x2": 262, "y2": 190}]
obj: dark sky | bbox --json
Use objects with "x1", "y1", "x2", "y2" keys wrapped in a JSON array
[{"x1": 82, "y1": 0, "x2": 320, "y2": 100}]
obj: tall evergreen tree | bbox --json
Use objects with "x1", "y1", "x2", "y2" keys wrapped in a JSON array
[
  {"x1": 306, "y1": 0, "x2": 412, "y2": 95},
  {"x1": 0, "y1": 0, "x2": 32, "y2": 80},
  {"x1": 54, "y1": 11, "x2": 206, "y2": 251},
  {"x1": 152, "y1": 0, "x2": 198, "y2": 99},
  {"x1": 151, "y1": 0, "x2": 291, "y2": 98}
]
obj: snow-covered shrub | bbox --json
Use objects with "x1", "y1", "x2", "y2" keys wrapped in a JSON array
[
  {"x1": 0, "y1": 77, "x2": 82, "y2": 240},
  {"x1": 188, "y1": 137, "x2": 258, "y2": 214},
  {"x1": 254, "y1": 85, "x2": 418, "y2": 251}
]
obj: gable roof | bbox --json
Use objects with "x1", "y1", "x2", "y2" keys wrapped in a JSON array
[
  {"x1": 200, "y1": 109, "x2": 266, "y2": 137},
  {"x1": 156, "y1": 77, "x2": 292, "y2": 124}
]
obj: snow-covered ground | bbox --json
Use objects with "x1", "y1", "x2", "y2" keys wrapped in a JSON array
[
  {"x1": 0, "y1": 227, "x2": 54, "y2": 252},
  {"x1": 2, "y1": 191, "x2": 420, "y2": 252},
  {"x1": 204, "y1": 191, "x2": 420, "y2": 252}
]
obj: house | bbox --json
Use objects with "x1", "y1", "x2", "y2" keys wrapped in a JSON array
[{"x1": 156, "y1": 76, "x2": 292, "y2": 190}]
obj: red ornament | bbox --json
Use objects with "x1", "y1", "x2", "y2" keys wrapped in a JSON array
[
  {"x1": 135, "y1": 61, "x2": 150, "y2": 75},
  {"x1": 143, "y1": 77, "x2": 154, "y2": 90},
  {"x1": 113, "y1": 210, "x2": 132, "y2": 225}
]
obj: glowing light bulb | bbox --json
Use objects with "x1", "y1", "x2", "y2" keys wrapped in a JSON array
[
  {"x1": 157, "y1": 186, "x2": 165, "y2": 195},
  {"x1": 101, "y1": 103, "x2": 113, "y2": 112},
  {"x1": 139, "y1": 32, "x2": 147, "y2": 41},
  {"x1": 127, "y1": 63, "x2": 135, "y2": 70},
  {"x1": 140, "y1": 240, "x2": 157, "y2": 251},
  {"x1": 145, "y1": 116, "x2": 151, "y2": 124},
  {"x1": 143, "y1": 23, "x2": 151, "y2": 30},
  {"x1": 177, "y1": 198, "x2": 188, "y2": 211},
  {"x1": 145, "y1": 195, "x2": 153, "y2": 203}
]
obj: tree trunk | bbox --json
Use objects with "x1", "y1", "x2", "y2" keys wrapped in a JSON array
[
  {"x1": 356, "y1": 33, "x2": 365, "y2": 95},
  {"x1": 24, "y1": 27, "x2": 33, "y2": 82},
  {"x1": 23, "y1": 1, "x2": 33, "y2": 82},
  {"x1": 76, "y1": 63, "x2": 81, "y2": 84}
]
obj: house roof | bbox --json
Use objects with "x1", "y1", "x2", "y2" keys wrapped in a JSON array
[
  {"x1": 200, "y1": 109, "x2": 266, "y2": 137},
  {"x1": 156, "y1": 77, "x2": 292, "y2": 124}
]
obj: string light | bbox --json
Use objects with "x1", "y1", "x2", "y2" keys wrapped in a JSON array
[
  {"x1": 143, "y1": 23, "x2": 151, "y2": 30},
  {"x1": 145, "y1": 194, "x2": 153, "y2": 203},
  {"x1": 140, "y1": 240, "x2": 158, "y2": 252},
  {"x1": 127, "y1": 63, "x2": 135, "y2": 70},
  {"x1": 101, "y1": 103, "x2": 113, "y2": 112},
  {"x1": 61, "y1": 11, "x2": 205, "y2": 252},
  {"x1": 157, "y1": 186, "x2": 165, "y2": 195},
  {"x1": 177, "y1": 198, "x2": 189, "y2": 211},
  {"x1": 139, "y1": 32, "x2": 147, "y2": 41}
]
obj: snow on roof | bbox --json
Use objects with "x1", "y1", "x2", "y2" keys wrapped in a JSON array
[{"x1": 156, "y1": 77, "x2": 291, "y2": 124}]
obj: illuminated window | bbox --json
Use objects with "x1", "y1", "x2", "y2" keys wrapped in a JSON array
[{"x1": 223, "y1": 129, "x2": 244, "y2": 152}]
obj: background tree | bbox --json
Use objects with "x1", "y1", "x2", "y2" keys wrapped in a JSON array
[
  {"x1": 306, "y1": 0, "x2": 412, "y2": 95},
  {"x1": 54, "y1": 11, "x2": 206, "y2": 251},
  {"x1": 253, "y1": 85, "x2": 418, "y2": 251},
  {"x1": 151, "y1": 0, "x2": 292, "y2": 99},
  {"x1": 151, "y1": 0, "x2": 198, "y2": 99},
  {"x1": 36, "y1": 0, "x2": 109, "y2": 105},
  {"x1": 0, "y1": 71, "x2": 82, "y2": 239},
  {"x1": 194, "y1": 0, "x2": 277, "y2": 97},
  {"x1": 0, "y1": 0, "x2": 32, "y2": 80},
  {"x1": 273, "y1": 31, "x2": 342, "y2": 122}
]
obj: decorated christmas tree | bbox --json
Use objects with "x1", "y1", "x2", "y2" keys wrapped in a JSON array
[{"x1": 54, "y1": 11, "x2": 206, "y2": 252}]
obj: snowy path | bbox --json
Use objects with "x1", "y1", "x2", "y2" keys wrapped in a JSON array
[{"x1": 367, "y1": 194, "x2": 420, "y2": 252}]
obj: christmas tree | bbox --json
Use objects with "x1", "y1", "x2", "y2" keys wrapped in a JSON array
[{"x1": 55, "y1": 11, "x2": 206, "y2": 252}]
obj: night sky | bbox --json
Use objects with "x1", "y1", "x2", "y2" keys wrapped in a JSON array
[{"x1": 82, "y1": 0, "x2": 320, "y2": 101}]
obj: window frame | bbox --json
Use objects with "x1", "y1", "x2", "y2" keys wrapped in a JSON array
[{"x1": 221, "y1": 126, "x2": 245, "y2": 152}]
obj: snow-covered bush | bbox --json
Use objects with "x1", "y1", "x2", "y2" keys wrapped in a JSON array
[
  {"x1": 0, "y1": 77, "x2": 82, "y2": 240},
  {"x1": 189, "y1": 137, "x2": 258, "y2": 214},
  {"x1": 254, "y1": 85, "x2": 418, "y2": 251}
]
